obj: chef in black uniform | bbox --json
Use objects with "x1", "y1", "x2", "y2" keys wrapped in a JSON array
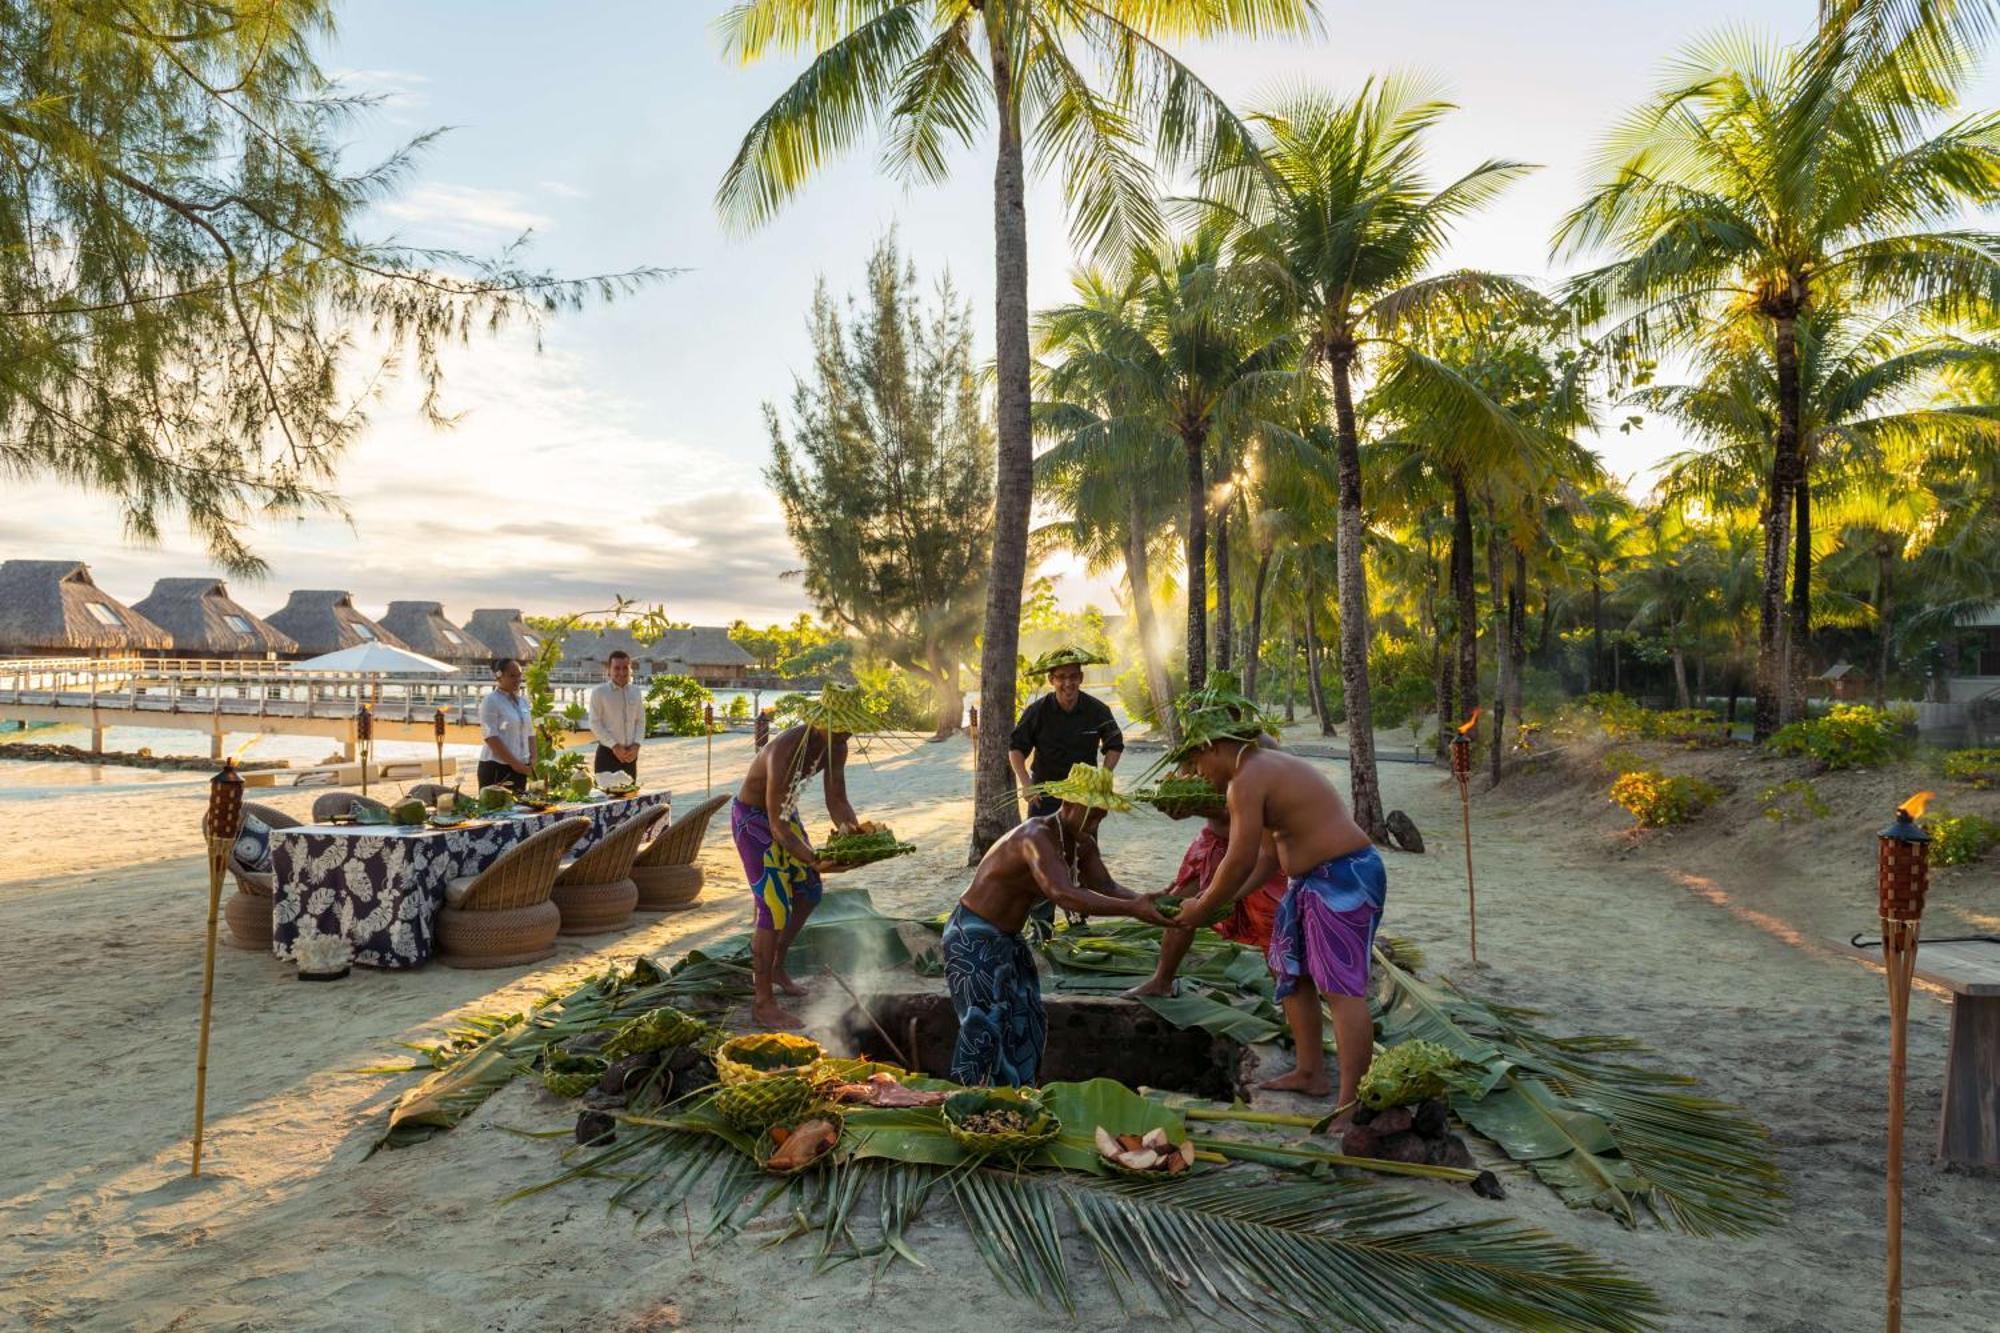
[{"x1": 1009, "y1": 646, "x2": 1124, "y2": 819}]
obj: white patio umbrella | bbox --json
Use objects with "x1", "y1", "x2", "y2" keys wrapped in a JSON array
[{"x1": 287, "y1": 643, "x2": 460, "y2": 674}]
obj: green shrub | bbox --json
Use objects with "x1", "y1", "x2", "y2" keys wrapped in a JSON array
[
  {"x1": 1651, "y1": 708, "x2": 1728, "y2": 745},
  {"x1": 853, "y1": 662, "x2": 938, "y2": 732},
  {"x1": 1942, "y1": 748, "x2": 2000, "y2": 789},
  {"x1": 645, "y1": 675, "x2": 716, "y2": 737},
  {"x1": 726, "y1": 693, "x2": 752, "y2": 721},
  {"x1": 1928, "y1": 811, "x2": 2000, "y2": 866},
  {"x1": 1759, "y1": 778, "x2": 1830, "y2": 823},
  {"x1": 1609, "y1": 767, "x2": 1721, "y2": 827},
  {"x1": 1768, "y1": 704, "x2": 1911, "y2": 771},
  {"x1": 1600, "y1": 746, "x2": 1647, "y2": 776},
  {"x1": 1556, "y1": 692, "x2": 1653, "y2": 741}
]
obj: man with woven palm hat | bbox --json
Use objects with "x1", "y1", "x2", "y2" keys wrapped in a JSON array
[
  {"x1": 733, "y1": 683, "x2": 877, "y2": 1028},
  {"x1": 1162, "y1": 684, "x2": 1385, "y2": 1121},
  {"x1": 947, "y1": 763, "x2": 1172, "y2": 1085},
  {"x1": 1009, "y1": 645, "x2": 1123, "y2": 932}
]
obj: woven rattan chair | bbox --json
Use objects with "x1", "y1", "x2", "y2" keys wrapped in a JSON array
[
  {"x1": 436, "y1": 817, "x2": 589, "y2": 969},
  {"x1": 311, "y1": 790, "x2": 390, "y2": 823},
  {"x1": 550, "y1": 805, "x2": 666, "y2": 935},
  {"x1": 631, "y1": 793, "x2": 727, "y2": 911},
  {"x1": 225, "y1": 801, "x2": 301, "y2": 950},
  {"x1": 405, "y1": 782, "x2": 461, "y2": 807}
]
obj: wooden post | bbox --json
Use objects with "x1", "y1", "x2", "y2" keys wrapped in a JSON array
[
  {"x1": 704, "y1": 702, "x2": 715, "y2": 797},
  {"x1": 357, "y1": 704, "x2": 373, "y2": 797},
  {"x1": 1450, "y1": 713, "x2": 1479, "y2": 964},
  {"x1": 1876, "y1": 794, "x2": 1932, "y2": 1333},
  {"x1": 192, "y1": 760, "x2": 244, "y2": 1175}
]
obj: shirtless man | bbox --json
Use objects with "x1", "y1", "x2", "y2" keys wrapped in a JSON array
[
  {"x1": 946, "y1": 765, "x2": 1171, "y2": 1085},
  {"x1": 1121, "y1": 804, "x2": 1288, "y2": 999},
  {"x1": 1170, "y1": 739, "x2": 1383, "y2": 1125},
  {"x1": 733, "y1": 715, "x2": 862, "y2": 1028}
]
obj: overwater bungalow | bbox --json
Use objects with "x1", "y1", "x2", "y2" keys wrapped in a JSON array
[
  {"x1": 130, "y1": 578, "x2": 298, "y2": 660},
  {"x1": 380, "y1": 601, "x2": 484, "y2": 666},
  {"x1": 463, "y1": 608, "x2": 544, "y2": 665},
  {"x1": 0, "y1": 560, "x2": 172, "y2": 659},
  {"x1": 264, "y1": 590, "x2": 408, "y2": 658},
  {"x1": 657, "y1": 626, "x2": 756, "y2": 684}
]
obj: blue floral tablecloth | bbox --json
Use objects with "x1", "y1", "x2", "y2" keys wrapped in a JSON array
[{"x1": 271, "y1": 791, "x2": 671, "y2": 968}]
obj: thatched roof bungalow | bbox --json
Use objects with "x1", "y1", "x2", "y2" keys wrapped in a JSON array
[
  {"x1": 559, "y1": 625, "x2": 646, "y2": 673},
  {"x1": 658, "y1": 626, "x2": 756, "y2": 683},
  {"x1": 130, "y1": 578, "x2": 298, "y2": 659},
  {"x1": 463, "y1": 608, "x2": 544, "y2": 664},
  {"x1": 264, "y1": 590, "x2": 407, "y2": 658},
  {"x1": 0, "y1": 560, "x2": 172, "y2": 657},
  {"x1": 379, "y1": 601, "x2": 483, "y2": 664}
]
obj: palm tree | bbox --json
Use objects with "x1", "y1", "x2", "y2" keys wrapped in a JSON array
[
  {"x1": 1035, "y1": 230, "x2": 1301, "y2": 692},
  {"x1": 717, "y1": 0, "x2": 1317, "y2": 855},
  {"x1": 1624, "y1": 516, "x2": 1723, "y2": 710},
  {"x1": 1556, "y1": 7, "x2": 2000, "y2": 739},
  {"x1": 1551, "y1": 489, "x2": 1638, "y2": 693},
  {"x1": 1201, "y1": 78, "x2": 1531, "y2": 835}
]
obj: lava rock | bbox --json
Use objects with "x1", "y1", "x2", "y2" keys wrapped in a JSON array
[
  {"x1": 598, "y1": 1051, "x2": 663, "y2": 1097},
  {"x1": 1412, "y1": 1099, "x2": 1450, "y2": 1139},
  {"x1": 1385, "y1": 809, "x2": 1425, "y2": 854},
  {"x1": 1425, "y1": 1133, "x2": 1477, "y2": 1169},
  {"x1": 1471, "y1": 1170, "x2": 1506, "y2": 1200},
  {"x1": 1350, "y1": 1104, "x2": 1378, "y2": 1127},
  {"x1": 575, "y1": 1110, "x2": 617, "y2": 1147},
  {"x1": 1373, "y1": 1132, "x2": 1433, "y2": 1165},
  {"x1": 1369, "y1": 1105, "x2": 1416, "y2": 1136},
  {"x1": 1340, "y1": 1125, "x2": 1383, "y2": 1159}
]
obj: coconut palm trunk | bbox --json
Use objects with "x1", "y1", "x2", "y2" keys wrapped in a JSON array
[
  {"x1": 1125, "y1": 496, "x2": 1178, "y2": 745},
  {"x1": 1182, "y1": 426, "x2": 1209, "y2": 691},
  {"x1": 1508, "y1": 546, "x2": 1526, "y2": 730},
  {"x1": 1788, "y1": 475, "x2": 1812, "y2": 719},
  {"x1": 969, "y1": 37, "x2": 1033, "y2": 859},
  {"x1": 1244, "y1": 546, "x2": 1271, "y2": 699},
  {"x1": 1875, "y1": 541, "x2": 1894, "y2": 710},
  {"x1": 1451, "y1": 472, "x2": 1478, "y2": 731},
  {"x1": 1212, "y1": 496, "x2": 1233, "y2": 674},
  {"x1": 1752, "y1": 311, "x2": 1803, "y2": 741},
  {"x1": 1487, "y1": 528, "x2": 1506, "y2": 785},
  {"x1": 1327, "y1": 344, "x2": 1385, "y2": 838},
  {"x1": 1591, "y1": 574, "x2": 1605, "y2": 692}
]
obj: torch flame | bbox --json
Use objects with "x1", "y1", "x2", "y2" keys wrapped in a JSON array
[
  {"x1": 1456, "y1": 707, "x2": 1482, "y2": 736},
  {"x1": 1899, "y1": 791, "x2": 1934, "y2": 820}
]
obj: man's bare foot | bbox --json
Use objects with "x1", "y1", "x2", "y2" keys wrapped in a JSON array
[
  {"x1": 775, "y1": 973, "x2": 808, "y2": 997},
  {"x1": 752, "y1": 1000, "x2": 803, "y2": 1029},
  {"x1": 1120, "y1": 978, "x2": 1178, "y2": 999},
  {"x1": 1258, "y1": 1067, "x2": 1333, "y2": 1097}
]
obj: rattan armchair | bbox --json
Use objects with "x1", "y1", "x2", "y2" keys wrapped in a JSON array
[
  {"x1": 631, "y1": 793, "x2": 728, "y2": 911},
  {"x1": 311, "y1": 790, "x2": 391, "y2": 823},
  {"x1": 436, "y1": 817, "x2": 589, "y2": 969},
  {"x1": 225, "y1": 801, "x2": 302, "y2": 950},
  {"x1": 550, "y1": 805, "x2": 665, "y2": 935}
]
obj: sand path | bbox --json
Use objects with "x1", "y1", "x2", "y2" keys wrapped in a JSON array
[{"x1": 0, "y1": 734, "x2": 1992, "y2": 1329}]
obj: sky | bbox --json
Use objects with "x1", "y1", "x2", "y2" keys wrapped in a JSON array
[{"x1": 10, "y1": 1, "x2": 2000, "y2": 629}]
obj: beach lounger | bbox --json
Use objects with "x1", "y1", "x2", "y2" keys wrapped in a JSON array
[
  {"x1": 437, "y1": 817, "x2": 590, "y2": 969},
  {"x1": 631, "y1": 793, "x2": 727, "y2": 911}
]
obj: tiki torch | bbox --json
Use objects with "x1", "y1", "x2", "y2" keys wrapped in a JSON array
[
  {"x1": 192, "y1": 759, "x2": 244, "y2": 1176},
  {"x1": 704, "y1": 702, "x2": 715, "y2": 797},
  {"x1": 1450, "y1": 708, "x2": 1481, "y2": 964},
  {"x1": 1878, "y1": 791, "x2": 1932, "y2": 1333},
  {"x1": 433, "y1": 707, "x2": 448, "y2": 795},
  {"x1": 356, "y1": 703, "x2": 374, "y2": 797}
]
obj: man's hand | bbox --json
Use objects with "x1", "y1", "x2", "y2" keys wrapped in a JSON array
[
  {"x1": 1125, "y1": 898, "x2": 1174, "y2": 928},
  {"x1": 510, "y1": 760, "x2": 531, "y2": 776},
  {"x1": 813, "y1": 858, "x2": 851, "y2": 876}
]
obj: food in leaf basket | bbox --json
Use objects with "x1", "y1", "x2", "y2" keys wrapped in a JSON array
[
  {"x1": 761, "y1": 1116, "x2": 841, "y2": 1173},
  {"x1": 1137, "y1": 775, "x2": 1227, "y2": 819},
  {"x1": 712, "y1": 1071, "x2": 817, "y2": 1133},
  {"x1": 819, "y1": 827, "x2": 917, "y2": 867},
  {"x1": 714, "y1": 1032, "x2": 824, "y2": 1085},
  {"x1": 542, "y1": 1051, "x2": 609, "y2": 1099},
  {"x1": 941, "y1": 1089, "x2": 1060, "y2": 1155},
  {"x1": 1093, "y1": 1125, "x2": 1195, "y2": 1175},
  {"x1": 1357, "y1": 1039, "x2": 1473, "y2": 1111}
]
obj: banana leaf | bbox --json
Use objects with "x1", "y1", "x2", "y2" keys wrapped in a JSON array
[
  {"x1": 1035, "y1": 1078, "x2": 1191, "y2": 1174},
  {"x1": 1132, "y1": 990, "x2": 1285, "y2": 1044}
]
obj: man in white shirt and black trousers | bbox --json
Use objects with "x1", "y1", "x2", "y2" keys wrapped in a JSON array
[{"x1": 588, "y1": 650, "x2": 646, "y2": 780}]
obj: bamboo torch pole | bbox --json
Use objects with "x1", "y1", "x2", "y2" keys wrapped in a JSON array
[
  {"x1": 1450, "y1": 709, "x2": 1481, "y2": 964},
  {"x1": 433, "y1": 707, "x2": 448, "y2": 788},
  {"x1": 192, "y1": 759, "x2": 245, "y2": 1176},
  {"x1": 1876, "y1": 792, "x2": 1933, "y2": 1333},
  {"x1": 704, "y1": 702, "x2": 715, "y2": 797},
  {"x1": 356, "y1": 703, "x2": 373, "y2": 798}
]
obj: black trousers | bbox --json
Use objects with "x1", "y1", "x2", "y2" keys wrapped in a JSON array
[
  {"x1": 476, "y1": 759, "x2": 526, "y2": 792},
  {"x1": 593, "y1": 744, "x2": 637, "y2": 779}
]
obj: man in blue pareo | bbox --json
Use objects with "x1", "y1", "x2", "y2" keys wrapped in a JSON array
[{"x1": 944, "y1": 764, "x2": 1172, "y2": 1086}]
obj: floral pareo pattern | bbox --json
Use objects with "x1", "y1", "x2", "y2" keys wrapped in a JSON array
[
  {"x1": 270, "y1": 793, "x2": 668, "y2": 968},
  {"x1": 1267, "y1": 845, "x2": 1388, "y2": 1001},
  {"x1": 941, "y1": 903, "x2": 1046, "y2": 1087}
]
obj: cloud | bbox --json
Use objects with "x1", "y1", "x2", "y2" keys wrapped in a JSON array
[
  {"x1": 327, "y1": 67, "x2": 430, "y2": 113},
  {"x1": 537, "y1": 180, "x2": 588, "y2": 200},
  {"x1": 377, "y1": 183, "x2": 553, "y2": 241}
]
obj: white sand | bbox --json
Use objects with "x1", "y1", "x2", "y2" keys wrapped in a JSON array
[{"x1": 0, "y1": 732, "x2": 1994, "y2": 1330}]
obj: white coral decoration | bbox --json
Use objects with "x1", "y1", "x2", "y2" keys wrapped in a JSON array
[{"x1": 295, "y1": 931, "x2": 353, "y2": 974}]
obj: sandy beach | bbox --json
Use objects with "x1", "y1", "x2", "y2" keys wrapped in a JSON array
[{"x1": 1, "y1": 731, "x2": 1995, "y2": 1331}]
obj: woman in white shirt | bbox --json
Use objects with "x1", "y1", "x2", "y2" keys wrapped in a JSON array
[
  {"x1": 587, "y1": 650, "x2": 645, "y2": 779},
  {"x1": 477, "y1": 658, "x2": 535, "y2": 792}
]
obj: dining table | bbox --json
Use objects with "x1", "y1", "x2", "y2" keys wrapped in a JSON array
[{"x1": 270, "y1": 790, "x2": 671, "y2": 969}]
